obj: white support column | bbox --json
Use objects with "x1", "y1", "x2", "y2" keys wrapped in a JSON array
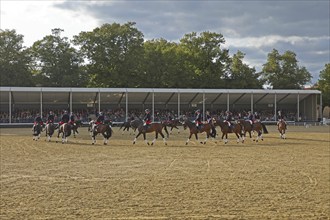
[
  {"x1": 125, "y1": 91, "x2": 128, "y2": 121},
  {"x1": 320, "y1": 93, "x2": 323, "y2": 120},
  {"x1": 98, "y1": 91, "x2": 101, "y2": 113},
  {"x1": 40, "y1": 91, "x2": 43, "y2": 117},
  {"x1": 274, "y1": 93, "x2": 277, "y2": 121},
  {"x1": 227, "y1": 93, "x2": 230, "y2": 111},
  {"x1": 202, "y1": 93, "x2": 205, "y2": 121},
  {"x1": 297, "y1": 93, "x2": 300, "y2": 122},
  {"x1": 69, "y1": 91, "x2": 72, "y2": 113},
  {"x1": 152, "y1": 91, "x2": 155, "y2": 122},
  {"x1": 9, "y1": 91, "x2": 11, "y2": 124},
  {"x1": 250, "y1": 92, "x2": 254, "y2": 113},
  {"x1": 178, "y1": 92, "x2": 181, "y2": 117}
]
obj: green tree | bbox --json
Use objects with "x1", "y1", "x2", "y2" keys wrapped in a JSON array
[
  {"x1": 179, "y1": 32, "x2": 230, "y2": 88},
  {"x1": 29, "y1": 28, "x2": 86, "y2": 87},
  {"x1": 73, "y1": 22, "x2": 144, "y2": 87},
  {"x1": 317, "y1": 63, "x2": 330, "y2": 107},
  {"x1": 226, "y1": 51, "x2": 263, "y2": 89},
  {"x1": 261, "y1": 49, "x2": 312, "y2": 89},
  {"x1": 0, "y1": 29, "x2": 34, "y2": 86}
]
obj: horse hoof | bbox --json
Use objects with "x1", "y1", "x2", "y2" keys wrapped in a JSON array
[
  {"x1": 104, "y1": 143, "x2": 107, "y2": 145},
  {"x1": 185, "y1": 143, "x2": 188, "y2": 145},
  {"x1": 151, "y1": 143, "x2": 154, "y2": 146},
  {"x1": 92, "y1": 143, "x2": 95, "y2": 145}
]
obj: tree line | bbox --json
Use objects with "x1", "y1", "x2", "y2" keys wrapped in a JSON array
[{"x1": 0, "y1": 22, "x2": 329, "y2": 106}]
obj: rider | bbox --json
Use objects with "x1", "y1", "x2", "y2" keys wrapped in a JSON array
[
  {"x1": 206, "y1": 110, "x2": 216, "y2": 137},
  {"x1": 58, "y1": 110, "x2": 70, "y2": 128},
  {"x1": 46, "y1": 111, "x2": 55, "y2": 124},
  {"x1": 254, "y1": 111, "x2": 261, "y2": 122},
  {"x1": 33, "y1": 113, "x2": 44, "y2": 127},
  {"x1": 277, "y1": 110, "x2": 287, "y2": 129},
  {"x1": 94, "y1": 111, "x2": 105, "y2": 131},
  {"x1": 224, "y1": 110, "x2": 233, "y2": 127},
  {"x1": 247, "y1": 111, "x2": 254, "y2": 124},
  {"x1": 69, "y1": 112, "x2": 76, "y2": 126},
  {"x1": 195, "y1": 109, "x2": 202, "y2": 130},
  {"x1": 143, "y1": 109, "x2": 152, "y2": 130}
]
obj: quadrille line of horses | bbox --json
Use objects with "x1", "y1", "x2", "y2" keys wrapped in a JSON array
[{"x1": 32, "y1": 116, "x2": 287, "y2": 145}]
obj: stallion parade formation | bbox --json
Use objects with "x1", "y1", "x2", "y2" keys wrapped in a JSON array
[{"x1": 31, "y1": 109, "x2": 287, "y2": 145}]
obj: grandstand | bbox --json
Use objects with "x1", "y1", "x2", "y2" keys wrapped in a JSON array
[{"x1": 0, "y1": 87, "x2": 322, "y2": 125}]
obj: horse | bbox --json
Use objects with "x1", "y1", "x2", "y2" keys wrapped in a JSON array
[
  {"x1": 32, "y1": 122, "x2": 42, "y2": 141},
  {"x1": 213, "y1": 119, "x2": 244, "y2": 144},
  {"x1": 237, "y1": 119, "x2": 268, "y2": 142},
  {"x1": 277, "y1": 120, "x2": 287, "y2": 139},
  {"x1": 90, "y1": 120, "x2": 113, "y2": 145},
  {"x1": 71, "y1": 120, "x2": 82, "y2": 138},
  {"x1": 44, "y1": 122, "x2": 55, "y2": 142},
  {"x1": 131, "y1": 119, "x2": 168, "y2": 145},
  {"x1": 181, "y1": 119, "x2": 213, "y2": 145},
  {"x1": 119, "y1": 119, "x2": 136, "y2": 135},
  {"x1": 162, "y1": 119, "x2": 181, "y2": 134},
  {"x1": 56, "y1": 123, "x2": 72, "y2": 144}
]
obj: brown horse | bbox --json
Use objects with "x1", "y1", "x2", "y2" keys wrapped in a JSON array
[
  {"x1": 237, "y1": 120, "x2": 268, "y2": 142},
  {"x1": 91, "y1": 120, "x2": 113, "y2": 145},
  {"x1": 181, "y1": 119, "x2": 213, "y2": 145},
  {"x1": 277, "y1": 120, "x2": 287, "y2": 139},
  {"x1": 131, "y1": 119, "x2": 168, "y2": 145},
  {"x1": 213, "y1": 119, "x2": 244, "y2": 144},
  {"x1": 56, "y1": 123, "x2": 71, "y2": 144}
]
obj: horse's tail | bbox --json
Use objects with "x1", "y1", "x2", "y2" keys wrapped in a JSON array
[{"x1": 261, "y1": 123, "x2": 268, "y2": 134}]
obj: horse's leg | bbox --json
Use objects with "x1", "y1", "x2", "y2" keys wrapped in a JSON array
[
  {"x1": 203, "y1": 132, "x2": 209, "y2": 144},
  {"x1": 92, "y1": 132, "x2": 96, "y2": 145},
  {"x1": 185, "y1": 133, "x2": 193, "y2": 145},
  {"x1": 159, "y1": 131, "x2": 167, "y2": 145},
  {"x1": 224, "y1": 133, "x2": 228, "y2": 144},
  {"x1": 103, "y1": 133, "x2": 107, "y2": 145},
  {"x1": 143, "y1": 133, "x2": 149, "y2": 145},
  {"x1": 151, "y1": 131, "x2": 160, "y2": 146},
  {"x1": 235, "y1": 132, "x2": 240, "y2": 143},
  {"x1": 133, "y1": 132, "x2": 142, "y2": 144}
]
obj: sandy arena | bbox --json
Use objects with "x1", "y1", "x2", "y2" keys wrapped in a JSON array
[{"x1": 0, "y1": 125, "x2": 329, "y2": 219}]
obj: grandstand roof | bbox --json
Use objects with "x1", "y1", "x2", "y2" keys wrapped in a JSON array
[{"x1": 0, "y1": 87, "x2": 321, "y2": 106}]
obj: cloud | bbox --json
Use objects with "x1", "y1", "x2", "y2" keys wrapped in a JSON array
[{"x1": 2, "y1": 0, "x2": 328, "y2": 84}]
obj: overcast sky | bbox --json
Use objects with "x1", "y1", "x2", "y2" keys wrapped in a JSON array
[{"x1": 1, "y1": 0, "x2": 329, "y2": 84}]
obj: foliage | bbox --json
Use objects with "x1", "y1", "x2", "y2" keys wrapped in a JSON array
[
  {"x1": 29, "y1": 28, "x2": 86, "y2": 87},
  {"x1": 0, "y1": 29, "x2": 34, "y2": 86},
  {"x1": 226, "y1": 51, "x2": 263, "y2": 89},
  {"x1": 261, "y1": 49, "x2": 312, "y2": 89},
  {"x1": 0, "y1": 25, "x2": 320, "y2": 90},
  {"x1": 73, "y1": 22, "x2": 144, "y2": 87},
  {"x1": 317, "y1": 63, "x2": 330, "y2": 107}
]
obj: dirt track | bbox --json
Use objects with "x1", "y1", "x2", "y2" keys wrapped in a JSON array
[{"x1": 0, "y1": 126, "x2": 329, "y2": 219}]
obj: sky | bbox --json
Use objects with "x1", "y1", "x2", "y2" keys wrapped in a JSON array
[{"x1": 1, "y1": 0, "x2": 329, "y2": 84}]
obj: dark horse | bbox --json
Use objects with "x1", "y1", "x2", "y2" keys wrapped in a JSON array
[
  {"x1": 162, "y1": 119, "x2": 181, "y2": 134},
  {"x1": 277, "y1": 120, "x2": 287, "y2": 139},
  {"x1": 71, "y1": 120, "x2": 82, "y2": 138},
  {"x1": 181, "y1": 119, "x2": 213, "y2": 145},
  {"x1": 213, "y1": 119, "x2": 244, "y2": 144},
  {"x1": 119, "y1": 119, "x2": 136, "y2": 135},
  {"x1": 238, "y1": 120, "x2": 268, "y2": 142},
  {"x1": 131, "y1": 119, "x2": 168, "y2": 145},
  {"x1": 32, "y1": 122, "x2": 42, "y2": 141},
  {"x1": 91, "y1": 120, "x2": 113, "y2": 145},
  {"x1": 45, "y1": 122, "x2": 55, "y2": 142},
  {"x1": 56, "y1": 123, "x2": 72, "y2": 144}
]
